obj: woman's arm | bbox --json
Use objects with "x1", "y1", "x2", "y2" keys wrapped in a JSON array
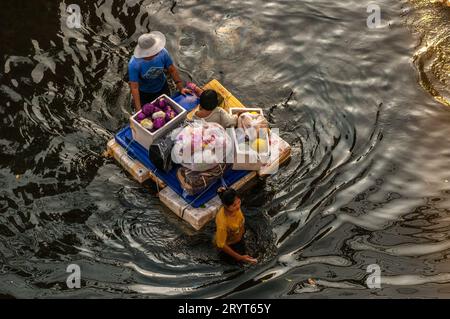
[{"x1": 220, "y1": 244, "x2": 257, "y2": 264}]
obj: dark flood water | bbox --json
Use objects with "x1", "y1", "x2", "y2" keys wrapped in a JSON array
[{"x1": 0, "y1": 0, "x2": 450, "y2": 298}]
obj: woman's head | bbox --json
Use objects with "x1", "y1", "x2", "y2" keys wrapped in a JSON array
[
  {"x1": 217, "y1": 187, "x2": 240, "y2": 210},
  {"x1": 199, "y1": 90, "x2": 219, "y2": 111}
]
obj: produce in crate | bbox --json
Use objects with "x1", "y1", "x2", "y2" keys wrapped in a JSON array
[
  {"x1": 152, "y1": 111, "x2": 166, "y2": 120},
  {"x1": 234, "y1": 111, "x2": 270, "y2": 154},
  {"x1": 136, "y1": 112, "x2": 147, "y2": 122},
  {"x1": 251, "y1": 138, "x2": 268, "y2": 153},
  {"x1": 234, "y1": 128, "x2": 268, "y2": 153},
  {"x1": 137, "y1": 97, "x2": 179, "y2": 132},
  {"x1": 142, "y1": 103, "x2": 158, "y2": 116},
  {"x1": 158, "y1": 98, "x2": 167, "y2": 110},
  {"x1": 237, "y1": 111, "x2": 269, "y2": 140},
  {"x1": 153, "y1": 117, "x2": 166, "y2": 130},
  {"x1": 165, "y1": 109, "x2": 177, "y2": 121},
  {"x1": 140, "y1": 118, "x2": 154, "y2": 130}
]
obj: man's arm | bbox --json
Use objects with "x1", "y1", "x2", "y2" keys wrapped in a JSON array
[
  {"x1": 167, "y1": 65, "x2": 192, "y2": 95},
  {"x1": 129, "y1": 82, "x2": 141, "y2": 112}
]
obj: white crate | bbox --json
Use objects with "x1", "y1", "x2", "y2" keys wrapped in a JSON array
[
  {"x1": 229, "y1": 108, "x2": 270, "y2": 171},
  {"x1": 130, "y1": 94, "x2": 187, "y2": 150}
]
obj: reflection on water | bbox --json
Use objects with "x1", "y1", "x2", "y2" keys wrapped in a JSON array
[
  {"x1": 404, "y1": 0, "x2": 450, "y2": 106},
  {"x1": 0, "y1": 0, "x2": 450, "y2": 298}
]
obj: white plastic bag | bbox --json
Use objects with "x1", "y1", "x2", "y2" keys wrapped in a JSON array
[
  {"x1": 171, "y1": 120, "x2": 233, "y2": 171},
  {"x1": 237, "y1": 112, "x2": 269, "y2": 140}
]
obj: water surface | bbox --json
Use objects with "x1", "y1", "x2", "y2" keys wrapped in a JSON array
[{"x1": 0, "y1": 0, "x2": 450, "y2": 298}]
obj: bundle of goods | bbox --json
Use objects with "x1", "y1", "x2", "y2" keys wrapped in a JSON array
[
  {"x1": 172, "y1": 120, "x2": 233, "y2": 171},
  {"x1": 236, "y1": 110, "x2": 270, "y2": 153},
  {"x1": 172, "y1": 121, "x2": 233, "y2": 195},
  {"x1": 136, "y1": 97, "x2": 179, "y2": 132},
  {"x1": 177, "y1": 163, "x2": 228, "y2": 196},
  {"x1": 234, "y1": 128, "x2": 269, "y2": 153}
]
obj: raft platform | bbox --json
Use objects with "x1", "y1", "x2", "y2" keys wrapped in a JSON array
[{"x1": 107, "y1": 80, "x2": 292, "y2": 230}]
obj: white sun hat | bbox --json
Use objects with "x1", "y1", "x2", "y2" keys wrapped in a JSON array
[{"x1": 133, "y1": 31, "x2": 166, "y2": 58}]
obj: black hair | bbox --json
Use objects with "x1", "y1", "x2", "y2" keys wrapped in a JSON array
[
  {"x1": 217, "y1": 187, "x2": 238, "y2": 207},
  {"x1": 199, "y1": 89, "x2": 219, "y2": 111}
]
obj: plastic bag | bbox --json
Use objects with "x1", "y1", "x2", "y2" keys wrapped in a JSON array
[
  {"x1": 236, "y1": 112, "x2": 270, "y2": 156},
  {"x1": 237, "y1": 112, "x2": 269, "y2": 140},
  {"x1": 171, "y1": 120, "x2": 233, "y2": 172},
  {"x1": 149, "y1": 133, "x2": 174, "y2": 173},
  {"x1": 148, "y1": 121, "x2": 186, "y2": 173}
]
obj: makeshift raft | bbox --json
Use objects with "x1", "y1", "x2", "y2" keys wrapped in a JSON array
[{"x1": 107, "y1": 80, "x2": 292, "y2": 230}]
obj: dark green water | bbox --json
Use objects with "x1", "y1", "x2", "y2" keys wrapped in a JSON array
[{"x1": 0, "y1": 0, "x2": 449, "y2": 298}]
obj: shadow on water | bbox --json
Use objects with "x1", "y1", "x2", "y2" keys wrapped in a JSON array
[{"x1": 0, "y1": 0, "x2": 450, "y2": 298}]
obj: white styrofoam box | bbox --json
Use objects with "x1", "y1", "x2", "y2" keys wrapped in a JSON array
[
  {"x1": 229, "y1": 107, "x2": 264, "y2": 116},
  {"x1": 130, "y1": 94, "x2": 187, "y2": 150},
  {"x1": 229, "y1": 108, "x2": 270, "y2": 170},
  {"x1": 258, "y1": 132, "x2": 292, "y2": 176}
]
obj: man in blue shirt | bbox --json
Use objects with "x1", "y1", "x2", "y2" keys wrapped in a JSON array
[{"x1": 128, "y1": 31, "x2": 191, "y2": 112}]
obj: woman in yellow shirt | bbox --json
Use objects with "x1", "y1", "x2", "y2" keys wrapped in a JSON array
[{"x1": 215, "y1": 187, "x2": 257, "y2": 264}]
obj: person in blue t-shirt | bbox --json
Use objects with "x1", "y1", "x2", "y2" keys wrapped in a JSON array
[{"x1": 128, "y1": 31, "x2": 192, "y2": 112}]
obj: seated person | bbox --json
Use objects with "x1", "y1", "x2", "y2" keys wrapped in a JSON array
[
  {"x1": 214, "y1": 187, "x2": 258, "y2": 264},
  {"x1": 192, "y1": 90, "x2": 238, "y2": 128}
]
